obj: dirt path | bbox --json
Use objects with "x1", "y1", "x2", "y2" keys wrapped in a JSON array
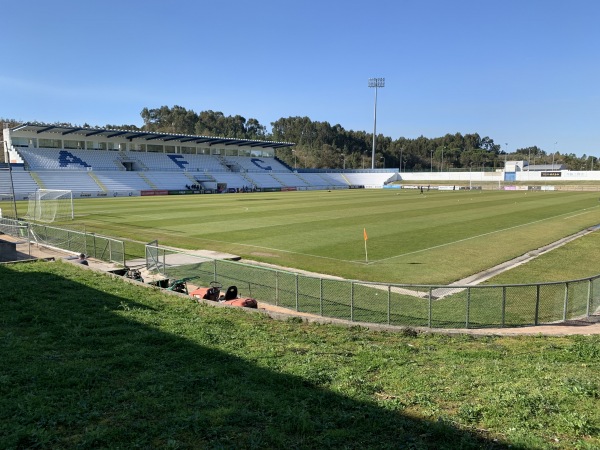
[{"x1": 256, "y1": 302, "x2": 600, "y2": 337}]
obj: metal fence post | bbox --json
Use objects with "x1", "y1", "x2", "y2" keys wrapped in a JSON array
[
  {"x1": 501, "y1": 286, "x2": 506, "y2": 328},
  {"x1": 387, "y1": 285, "x2": 391, "y2": 325},
  {"x1": 587, "y1": 279, "x2": 592, "y2": 317},
  {"x1": 563, "y1": 282, "x2": 569, "y2": 322},
  {"x1": 295, "y1": 273, "x2": 299, "y2": 311},
  {"x1": 466, "y1": 287, "x2": 471, "y2": 329},
  {"x1": 319, "y1": 278, "x2": 323, "y2": 316},
  {"x1": 428, "y1": 287, "x2": 432, "y2": 328},
  {"x1": 350, "y1": 281, "x2": 354, "y2": 322},
  {"x1": 213, "y1": 259, "x2": 217, "y2": 281},
  {"x1": 534, "y1": 284, "x2": 541, "y2": 325},
  {"x1": 27, "y1": 223, "x2": 31, "y2": 255},
  {"x1": 275, "y1": 271, "x2": 279, "y2": 307}
]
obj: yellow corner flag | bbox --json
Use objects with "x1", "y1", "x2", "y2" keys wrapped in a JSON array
[{"x1": 363, "y1": 228, "x2": 368, "y2": 263}]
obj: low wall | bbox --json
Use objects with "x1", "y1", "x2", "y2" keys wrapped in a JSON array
[{"x1": 0, "y1": 238, "x2": 17, "y2": 261}]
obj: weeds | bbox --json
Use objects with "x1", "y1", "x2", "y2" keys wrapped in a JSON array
[{"x1": 0, "y1": 261, "x2": 598, "y2": 449}]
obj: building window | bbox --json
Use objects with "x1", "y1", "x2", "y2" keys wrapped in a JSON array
[
  {"x1": 147, "y1": 144, "x2": 163, "y2": 153},
  {"x1": 11, "y1": 137, "x2": 33, "y2": 147},
  {"x1": 64, "y1": 139, "x2": 85, "y2": 149},
  {"x1": 38, "y1": 138, "x2": 62, "y2": 148},
  {"x1": 130, "y1": 143, "x2": 146, "y2": 152}
]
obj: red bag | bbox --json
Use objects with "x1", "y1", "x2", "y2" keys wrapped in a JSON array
[
  {"x1": 223, "y1": 298, "x2": 258, "y2": 309},
  {"x1": 190, "y1": 287, "x2": 220, "y2": 301}
]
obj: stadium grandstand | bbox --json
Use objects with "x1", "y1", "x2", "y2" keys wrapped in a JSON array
[
  {"x1": 1, "y1": 123, "x2": 390, "y2": 201},
  {"x1": 4, "y1": 123, "x2": 598, "y2": 204}
]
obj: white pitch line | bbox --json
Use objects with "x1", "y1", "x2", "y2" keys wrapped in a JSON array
[
  {"x1": 371, "y1": 205, "x2": 599, "y2": 265},
  {"x1": 171, "y1": 205, "x2": 599, "y2": 267},
  {"x1": 564, "y1": 210, "x2": 593, "y2": 220},
  {"x1": 197, "y1": 237, "x2": 364, "y2": 265}
]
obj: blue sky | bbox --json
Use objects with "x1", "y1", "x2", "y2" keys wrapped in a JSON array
[{"x1": 2, "y1": 0, "x2": 599, "y2": 157}]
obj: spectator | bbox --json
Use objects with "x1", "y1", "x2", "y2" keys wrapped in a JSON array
[{"x1": 77, "y1": 253, "x2": 89, "y2": 266}]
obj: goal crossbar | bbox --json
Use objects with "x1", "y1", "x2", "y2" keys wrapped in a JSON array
[{"x1": 25, "y1": 189, "x2": 74, "y2": 222}]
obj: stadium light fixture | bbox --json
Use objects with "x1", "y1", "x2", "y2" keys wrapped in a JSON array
[{"x1": 368, "y1": 77, "x2": 385, "y2": 170}]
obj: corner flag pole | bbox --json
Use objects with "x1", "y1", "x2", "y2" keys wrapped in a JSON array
[{"x1": 363, "y1": 228, "x2": 368, "y2": 263}]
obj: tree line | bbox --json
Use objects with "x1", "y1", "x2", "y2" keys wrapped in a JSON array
[{"x1": 2, "y1": 106, "x2": 597, "y2": 170}]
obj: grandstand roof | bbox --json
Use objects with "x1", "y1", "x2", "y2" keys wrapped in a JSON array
[{"x1": 11, "y1": 123, "x2": 295, "y2": 149}]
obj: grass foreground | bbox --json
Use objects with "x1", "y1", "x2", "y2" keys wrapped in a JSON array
[{"x1": 1, "y1": 261, "x2": 598, "y2": 449}]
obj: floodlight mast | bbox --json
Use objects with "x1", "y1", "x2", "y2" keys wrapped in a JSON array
[
  {"x1": 1, "y1": 140, "x2": 18, "y2": 218},
  {"x1": 368, "y1": 77, "x2": 385, "y2": 169}
]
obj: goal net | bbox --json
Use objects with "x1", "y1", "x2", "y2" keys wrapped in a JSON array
[
  {"x1": 26, "y1": 189, "x2": 74, "y2": 222},
  {"x1": 0, "y1": 193, "x2": 14, "y2": 218}
]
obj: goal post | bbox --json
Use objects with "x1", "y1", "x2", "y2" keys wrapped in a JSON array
[
  {"x1": 0, "y1": 193, "x2": 14, "y2": 218},
  {"x1": 26, "y1": 189, "x2": 74, "y2": 222}
]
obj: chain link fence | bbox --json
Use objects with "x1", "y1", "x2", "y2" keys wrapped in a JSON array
[
  {"x1": 2, "y1": 222, "x2": 599, "y2": 329},
  {"x1": 0, "y1": 218, "x2": 31, "y2": 261},
  {"x1": 145, "y1": 242, "x2": 600, "y2": 329},
  {"x1": 0, "y1": 217, "x2": 126, "y2": 266}
]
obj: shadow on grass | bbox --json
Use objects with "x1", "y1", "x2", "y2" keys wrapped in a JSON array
[{"x1": 0, "y1": 263, "x2": 519, "y2": 449}]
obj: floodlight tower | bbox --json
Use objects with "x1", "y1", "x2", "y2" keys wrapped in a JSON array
[
  {"x1": 1, "y1": 140, "x2": 18, "y2": 218},
  {"x1": 368, "y1": 77, "x2": 385, "y2": 169}
]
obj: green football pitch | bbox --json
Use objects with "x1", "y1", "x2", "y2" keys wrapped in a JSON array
[{"x1": 36, "y1": 189, "x2": 600, "y2": 284}]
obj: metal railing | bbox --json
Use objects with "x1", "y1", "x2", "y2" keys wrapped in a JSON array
[
  {"x1": 145, "y1": 243, "x2": 600, "y2": 329},
  {"x1": 0, "y1": 217, "x2": 126, "y2": 266}
]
